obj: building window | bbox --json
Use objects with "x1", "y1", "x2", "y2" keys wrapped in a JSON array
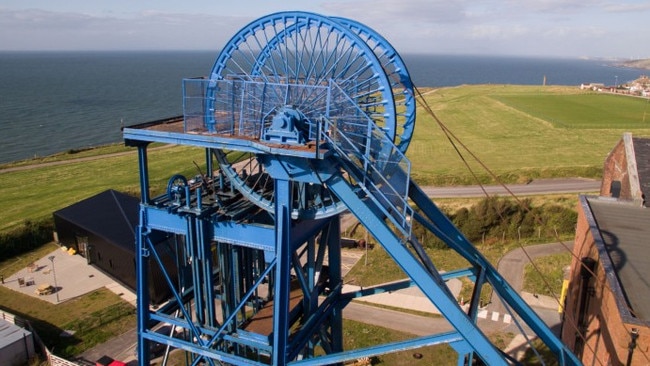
[{"x1": 610, "y1": 181, "x2": 621, "y2": 198}]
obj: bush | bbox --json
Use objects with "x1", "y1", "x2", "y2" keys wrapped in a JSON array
[
  {"x1": 419, "y1": 197, "x2": 576, "y2": 248},
  {"x1": 0, "y1": 219, "x2": 53, "y2": 261}
]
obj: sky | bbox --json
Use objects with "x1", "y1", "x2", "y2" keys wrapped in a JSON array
[{"x1": 1, "y1": 0, "x2": 649, "y2": 59}]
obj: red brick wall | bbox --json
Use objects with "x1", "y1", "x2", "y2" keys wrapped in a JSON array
[
  {"x1": 562, "y1": 203, "x2": 595, "y2": 350},
  {"x1": 563, "y1": 199, "x2": 650, "y2": 365},
  {"x1": 601, "y1": 139, "x2": 633, "y2": 199}
]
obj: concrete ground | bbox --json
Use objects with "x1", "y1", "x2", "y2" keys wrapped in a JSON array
[
  {"x1": 1, "y1": 247, "x2": 138, "y2": 364},
  {"x1": 1, "y1": 247, "x2": 136, "y2": 305}
]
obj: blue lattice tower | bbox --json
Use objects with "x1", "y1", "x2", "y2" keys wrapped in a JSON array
[{"x1": 123, "y1": 11, "x2": 582, "y2": 366}]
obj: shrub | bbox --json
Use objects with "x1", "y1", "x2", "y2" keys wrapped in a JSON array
[
  {"x1": 0, "y1": 219, "x2": 53, "y2": 261},
  {"x1": 420, "y1": 197, "x2": 577, "y2": 248}
]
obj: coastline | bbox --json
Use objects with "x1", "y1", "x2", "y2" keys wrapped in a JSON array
[{"x1": 618, "y1": 59, "x2": 650, "y2": 70}]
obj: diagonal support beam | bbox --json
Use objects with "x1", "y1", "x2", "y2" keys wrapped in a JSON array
[
  {"x1": 326, "y1": 173, "x2": 508, "y2": 365},
  {"x1": 407, "y1": 181, "x2": 581, "y2": 365}
]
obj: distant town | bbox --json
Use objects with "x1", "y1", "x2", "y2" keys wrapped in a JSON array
[{"x1": 581, "y1": 74, "x2": 650, "y2": 97}]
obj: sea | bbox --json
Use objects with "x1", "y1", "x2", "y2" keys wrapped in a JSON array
[{"x1": 1, "y1": 51, "x2": 647, "y2": 164}]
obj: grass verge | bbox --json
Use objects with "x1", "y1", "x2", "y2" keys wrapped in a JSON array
[
  {"x1": 409, "y1": 85, "x2": 650, "y2": 185},
  {"x1": 0, "y1": 286, "x2": 135, "y2": 358},
  {"x1": 342, "y1": 319, "x2": 514, "y2": 365},
  {"x1": 523, "y1": 252, "x2": 573, "y2": 297}
]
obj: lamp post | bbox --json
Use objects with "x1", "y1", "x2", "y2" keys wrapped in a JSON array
[
  {"x1": 48, "y1": 255, "x2": 59, "y2": 303},
  {"x1": 615, "y1": 75, "x2": 618, "y2": 88}
]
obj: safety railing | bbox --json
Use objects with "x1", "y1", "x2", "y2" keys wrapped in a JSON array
[
  {"x1": 322, "y1": 81, "x2": 413, "y2": 238},
  {"x1": 182, "y1": 77, "x2": 329, "y2": 140}
]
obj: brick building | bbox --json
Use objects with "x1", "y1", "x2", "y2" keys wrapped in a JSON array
[
  {"x1": 562, "y1": 133, "x2": 650, "y2": 365},
  {"x1": 600, "y1": 133, "x2": 649, "y2": 205}
]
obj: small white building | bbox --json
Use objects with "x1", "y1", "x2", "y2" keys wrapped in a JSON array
[
  {"x1": 580, "y1": 82, "x2": 605, "y2": 91},
  {"x1": 0, "y1": 318, "x2": 35, "y2": 366}
]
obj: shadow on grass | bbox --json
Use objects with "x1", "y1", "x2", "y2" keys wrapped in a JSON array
[{"x1": 1, "y1": 300, "x2": 135, "y2": 358}]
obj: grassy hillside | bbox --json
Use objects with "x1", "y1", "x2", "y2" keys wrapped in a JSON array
[
  {"x1": 408, "y1": 85, "x2": 650, "y2": 185},
  {"x1": 494, "y1": 93, "x2": 650, "y2": 129},
  {"x1": 1, "y1": 85, "x2": 650, "y2": 232},
  {"x1": 0, "y1": 145, "x2": 205, "y2": 232}
]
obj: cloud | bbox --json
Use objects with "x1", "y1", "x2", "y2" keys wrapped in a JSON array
[
  {"x1": 0, "y1": 3, "x2": 647, "y2": 58},
  {"x1": 1, "y1": 8, "x2": 101, "y2": 30},
  {"x1": 467, "y1": 24, "x2": 530, "y2": 40},
  {"x1": 502, "y1": 0, "x2": 598, "y2": 13},
  {"x1": 0, "y1": 8, "x2": 246, "y2": 50},
  {"x1": 603, "y1": 2, "x2": 650, "y2": 13},
  {"x1": 321, "y1": 0, "x2": 467, "y2": 24}
]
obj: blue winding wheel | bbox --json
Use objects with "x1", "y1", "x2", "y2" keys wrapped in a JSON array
[
  {"x1": 206, "y1": 11, "x2": 414, "y2": 218},
  {"x1": 167, "y1": 174, "x2": 188, "y2": 202}
]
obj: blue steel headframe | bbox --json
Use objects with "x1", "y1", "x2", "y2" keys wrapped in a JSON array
[
  {"x1": 127, "y1": 11, "x2": 583, "y2": 366},
  {"x1": 205, "y1": 11, "x2": 397, "y2": 142},
  {"x1": 331, "y1": 16, "x2": 416, "y2": 154}
]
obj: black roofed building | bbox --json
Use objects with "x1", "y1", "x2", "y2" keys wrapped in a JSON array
[{"x1": 53, "y1": 189, "x2": 180, "y2": 304}]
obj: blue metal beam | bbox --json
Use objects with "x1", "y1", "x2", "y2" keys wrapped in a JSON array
[
  {"x1": 326, "y1": 172, "x2": 508, "y2": 365},
  {"x1": 142, "y1": 205, "x2": 276, "y2": 251},
  {"x1": 288, "y1": 332, "x2": 464, "y2": 366},
  {"x1": 325, "y1": 216, "x2": 343, "y2": 355},
  {"x1": 123, "y1": 126, "x2": 325, "y2": 159},
  {"x1": 272, "y1": 178, "x2": 292, "y2": 365},
  {"x1": 407, "y1": 181, "x2": 582, "y2": 365},
  {"x1": 136, "y1": 144, "x2": 150, "y2": 204},
  {"x1": 135, "y1": 211, "x2": 151, "y2": 366},
  {"x1": 339, "y1": 268, "x2": 476, "y2": 304},
  {"x1": 144, "y1": 330, "x2": 267, "y2": 366},
  {"x1": 287, "y1": 282, "x2": 343, "y2": 360}
]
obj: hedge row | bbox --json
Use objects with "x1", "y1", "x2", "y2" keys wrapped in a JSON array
[
  {"x1": 414, "y1": 197, "x2": 577, "y2": 249},
  {"x1": 0, "y1": 219, "x2": 53, "y2": 261}
]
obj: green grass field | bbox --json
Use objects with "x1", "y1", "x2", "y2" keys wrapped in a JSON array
[
  {"x1": 494, "y1": 93, "x2": 650, "y2": 129},
  {"x1": 409, "y1": 85, "x2": 650, "y2": 184},
  {"x1": 0, "y1": 145, "x2": 205, "y2": 232}
]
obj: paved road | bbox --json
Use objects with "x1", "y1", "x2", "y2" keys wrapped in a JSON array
[
  {"x1": 77, "y1": 328, "x2": 137, "y2": 365},
  {"x1": 422, "y1": 178, "x2": 600, "y2": 198},
  {"x1": 343, "y1": 302, "x2": 454, "y2": 336},
  {"x1": 2, "y1": 150, "x2": 600, "y2": 199},
  {"x1": 490, "y1": 242, "x2": 574, "y2": 315},
  {"x1": 340, "y1": 242, "x2": 573, "y2": 334}
]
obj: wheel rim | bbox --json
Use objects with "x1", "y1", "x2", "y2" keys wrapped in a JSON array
[{"x1": 331, "y1": 16, "x2": 416, "y2": 153}]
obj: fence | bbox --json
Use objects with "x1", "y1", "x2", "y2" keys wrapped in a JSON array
[{"x1": 0, "y1": 309, "x2": 79, "y2": 366}]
